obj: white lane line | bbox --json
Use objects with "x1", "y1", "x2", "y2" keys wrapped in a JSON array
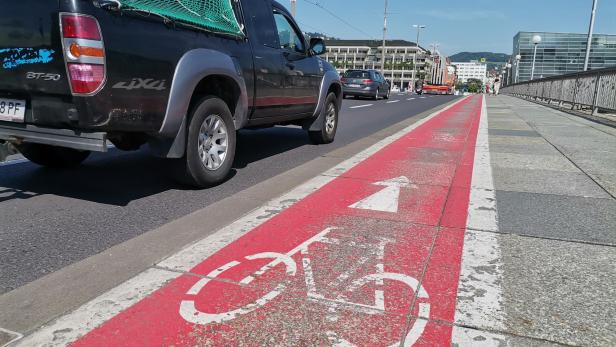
[
  {"x1": 420, "y1": 96, "x2": 427, "y2": 99},
  {"x1": 454, "y1": 95, "x2": 505, "y2": 333},
  {"x1": 0, "y1": 327, "x2": 23, "y2": 346},
  {"x1": 18, "y1": 97, "x2": 472, "y2": 346},
  {"x1": 386, "y1": 100, "x2": 400, "y2": 104},
  {"x1": 407, "y1": 98, "x2": 416, "y2": 101},
  {"x1": 350, "y1": 104, "x2": 373, "y2": 109}
]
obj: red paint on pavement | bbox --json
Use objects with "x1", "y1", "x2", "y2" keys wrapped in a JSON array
[{"x1": 72, "y1": 96, "x2": 483, "y2": 346}]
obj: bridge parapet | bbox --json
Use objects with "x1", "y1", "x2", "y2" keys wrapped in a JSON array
[{"x1": 502, "y1": 67, "x2": 616, "y2": 116}]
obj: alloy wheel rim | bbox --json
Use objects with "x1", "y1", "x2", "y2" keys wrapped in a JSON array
[
  {"x1": 198, "y1": 114, "x2": 228, "y2": 171},
  {"x1": 325, "y1": 102, "x2": 336, "y2": 134}
]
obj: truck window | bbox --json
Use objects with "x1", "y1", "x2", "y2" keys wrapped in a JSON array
[
  {"x1": 273, "y1": 12, "x2": 305, "y2": 53},
  {"x1": 241, "y1": 0, "x2": 278, "y2": 48}
]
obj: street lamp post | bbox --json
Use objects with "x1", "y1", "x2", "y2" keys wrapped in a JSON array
[
  {"x1": 381, "y1": 0, "x2": 389, "y2": 74},
  {"x1": 290, "y1": 0, "x2": 297, "y2": 17},
  {"x1": 530, "y1": 35, "x2": 541, "y2": 80},
  {"x1": 584, "y1": 0, "x2": 598, "y2": 71},
  {"x1": 411, "y1": 24, "x2": 426, "y2": 92},
  {"x1": 505, "y1": 63, "x2": 512, "y2": 86},
  {"x1": 514, "y1": 54, "x2": 521, "y2": 83}
]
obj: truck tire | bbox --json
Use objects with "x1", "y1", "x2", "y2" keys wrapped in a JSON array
[
  {"x1": 180, "y1": 96, "x2": 236, "y2": 188},
  {"x1": 15, "y1": 143, "x2": 90, "y2": 168},
  {"x1": 309, "y1": 92, "x2": 338, "y2": 145}
]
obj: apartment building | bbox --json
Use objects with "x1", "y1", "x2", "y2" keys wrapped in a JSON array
[
  {"x1": 452, "y1": 61, "x2": 487, "y2": 83},
  {"x1": 323, "y1": 39, "x2": 429, "y2": 89}
]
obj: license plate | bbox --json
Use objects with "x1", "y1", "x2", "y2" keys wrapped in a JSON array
[
  {"x1": 348, "y1": 84, "x2": 361, "y2": 88},
  {"x1": 0, "y1": 98, "x2": 26, "y2": 122}
]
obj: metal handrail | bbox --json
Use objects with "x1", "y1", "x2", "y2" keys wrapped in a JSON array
[{"x1": 501, "y1": 66, "x2": 616, "y2": 114}]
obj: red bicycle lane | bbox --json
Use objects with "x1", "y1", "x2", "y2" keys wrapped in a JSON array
[{"x1": 71, "y1": 95, "x2": 483, "y2": 346}]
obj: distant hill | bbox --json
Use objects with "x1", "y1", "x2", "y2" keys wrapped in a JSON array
[
  {"x1": 305, "y1": 32, "x2": 339, "y2": 40},
  {"x1": 449, "y1": 52, "x2": 510, "y2": 63},
  {"x1": 449, "y1": 52, "x2": 510, "y2": 72}
]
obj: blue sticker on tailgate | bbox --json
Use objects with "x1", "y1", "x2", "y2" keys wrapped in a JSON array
[{"x1": 0, "y1": 48, "x2": 55, "y2": 69}]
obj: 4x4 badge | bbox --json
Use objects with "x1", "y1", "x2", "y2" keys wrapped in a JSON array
[{"x1": 113, "y1": 78, "x2": 167, "y2": 91}]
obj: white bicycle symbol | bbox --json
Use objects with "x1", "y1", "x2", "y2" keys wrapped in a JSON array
[{"x1": 179, "y1": 227, "x2": 430, "y2": 346}]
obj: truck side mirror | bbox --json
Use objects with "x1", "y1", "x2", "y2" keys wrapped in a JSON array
[{"x1": 309, "y1": 38, "x2": 326, "y2": 56}]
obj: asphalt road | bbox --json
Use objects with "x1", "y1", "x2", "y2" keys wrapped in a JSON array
[{"x1": 0, "y1": 93, "x2": 458, "y2": 294}]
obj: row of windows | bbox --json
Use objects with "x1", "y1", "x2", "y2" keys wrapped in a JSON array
[
  {"x1": 516, "y1": 33, "x2": 616, "y2": 43},
  {"x1": 326, "y1": 53, "x2": 423, "y2": 58},
  {"x1": 518, "y1": 48, "x2": 616, "y2": 55},
  {"x1": 326, "y1": 48, "x2": 422, "y2": 54},
  {"x1": 325, "y1": 57, "x2": 427, "y2": 63}
]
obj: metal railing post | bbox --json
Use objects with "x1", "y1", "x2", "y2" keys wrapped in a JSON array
[
  {"x1": 571, "y1": 73, "x2": 580, "y2": 110},
  {"x1": 591, "y1": 73, "x2": 601, "y2": 115},
  {"x1": 558, "y1": 80, "x2": 564, "y2": 108}
]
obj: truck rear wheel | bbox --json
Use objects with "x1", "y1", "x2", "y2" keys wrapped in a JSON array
[
  {"x1": 309, "y1": 92, "x2": 338, "y2": 145},
  {"x1": 179, "y1": 96, "x2": 236, "y2": 188},
  {"x1": 15, "y1": 143, "x2": 90, "y2": 168}
]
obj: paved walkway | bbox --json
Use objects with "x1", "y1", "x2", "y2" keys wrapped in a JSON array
[{"x1": 481, "y1": 95, "x2": 616, "y2": 346}]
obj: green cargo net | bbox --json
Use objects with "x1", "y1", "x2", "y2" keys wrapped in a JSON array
[{"x1": 118, "y1": 0, "x2": 244, "y2": 37}]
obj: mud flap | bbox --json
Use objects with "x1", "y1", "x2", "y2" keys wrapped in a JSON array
[
  {"x1": 149, "y1": 117, "x2": 187, "y2": 158},
  {"x1": 303, "y1": 106, "x2": 327, "y2": 131}
]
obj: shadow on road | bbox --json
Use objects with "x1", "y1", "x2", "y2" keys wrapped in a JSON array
[
  {"x1": 0, "y1": 127, "x2": 312, "y2": 206},
  {"x1": 234, "y1": 127, "x2": 311, "y2": 169}
]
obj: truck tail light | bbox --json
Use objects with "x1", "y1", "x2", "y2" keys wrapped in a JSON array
[
  {"x1": 60, "y1": 13, "x2": 105, "y2": 95},
  {"x1": 69, "y1": 42, "x2": 104, "y2": 59},
  {"x1": 67, "y1": 64, "x2": 105, "y2": 94},
  {"x1": 61, "y1": 15, "x2": 102, "y2": 40}
]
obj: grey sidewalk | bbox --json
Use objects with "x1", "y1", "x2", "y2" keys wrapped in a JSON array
[{"x1": 485, "y1": 95, "x2": 616, "y2": 346}]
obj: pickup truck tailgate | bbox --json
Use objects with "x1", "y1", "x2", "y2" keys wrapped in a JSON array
[{"x1": 0, "y1": 1, "x2": 71, "y2": 96}]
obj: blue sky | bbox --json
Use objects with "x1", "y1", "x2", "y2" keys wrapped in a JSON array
[{"x1": 286, "y1": 0, "x2": 616, "y2": 55}]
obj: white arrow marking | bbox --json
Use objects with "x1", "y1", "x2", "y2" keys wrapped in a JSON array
[{"x1": 349, "y1": 176, "x2": 416, "y2": 213}]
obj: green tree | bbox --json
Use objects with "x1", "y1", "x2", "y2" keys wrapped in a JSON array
[
  {"x1": 455, "y1": 81, "x2": 467, "y2": 92},
  {"x1": 466, "y1": 78, "x2": 483, "y2": 94}
]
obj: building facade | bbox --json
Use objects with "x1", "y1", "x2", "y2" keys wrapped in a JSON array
[
  {"x1": 512, "y1": 31, "x2": 616, "y2": 83},
  {"x1": 452, "y1": 61, "x2": 487, "y2": 83},
  {"x1": 323, "y1": 39, "x2": 429, "y2": 89},
  {"x1": 428, "y1": 51, "x2": 454, "y2": 85}
]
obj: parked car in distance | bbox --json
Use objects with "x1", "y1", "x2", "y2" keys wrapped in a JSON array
[
  {"x1": 341, "y1": 70, "x2": 390, "y2": 100},
  {"x1": 391, "y1": 85, "x2": 400, "y2": 93}
]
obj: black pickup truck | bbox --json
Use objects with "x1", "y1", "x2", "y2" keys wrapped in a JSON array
[{"x1": 0, "y1": 0, "x2": 342, "y2": 187}]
